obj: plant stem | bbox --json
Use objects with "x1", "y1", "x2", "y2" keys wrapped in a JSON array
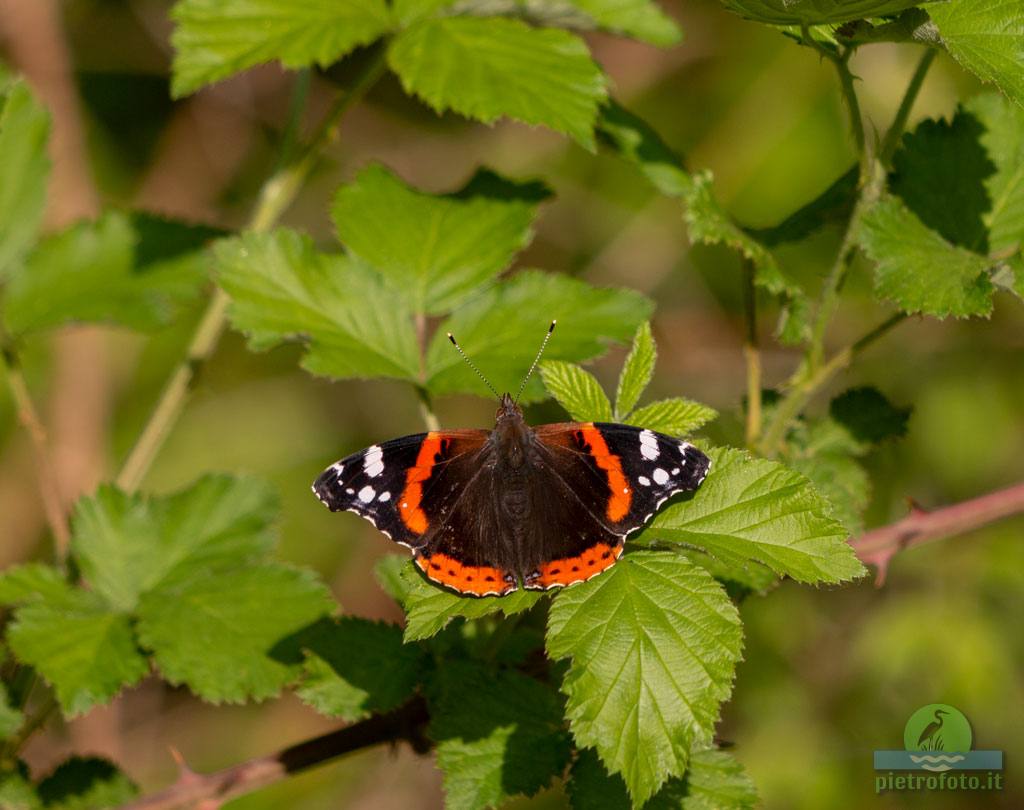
[
  {"x1": 741, "y1": 259, "x2": 761, "y2": 449},
  {"x1": 0, "y1": 346, "x2": 71, "y2": 560},
  {"x1": 758, "y1": 312, "x2": 906, "y2": 456},
  {"x1": 115, "y1": 49, "x2": 387, "y2": 493},
  {"x1": 879, "y1": 48, "x2": 936, "y2": 166}
]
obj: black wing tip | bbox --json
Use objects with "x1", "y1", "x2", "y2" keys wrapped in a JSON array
[
  {"x1": 312, "y1": 466, "x2": 345, "y2": 511},
  {"x1": 681, "y1": 442, "x2": 711, "y2": 489}
]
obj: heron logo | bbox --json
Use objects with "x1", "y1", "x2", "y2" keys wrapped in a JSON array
[{"x1": 874, "y1": 703, "x2": 1004, "y2": 794}]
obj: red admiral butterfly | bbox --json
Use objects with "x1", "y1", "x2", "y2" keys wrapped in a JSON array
[{"x1": 313, "y1": 323, "x2": 711, "y2": 596}]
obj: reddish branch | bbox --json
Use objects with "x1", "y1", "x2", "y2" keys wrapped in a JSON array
[{"x1": 852, "y1": 480, "x2": 1024, "y2": 585}]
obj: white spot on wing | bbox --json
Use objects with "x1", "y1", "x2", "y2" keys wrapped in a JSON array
[
  {"x1": 640, "y1": 429, "x2": 659, "y2": 461},
  {"x1": 363, "y1": 445, "x2": 384, "y2": 477},
  {"x1": 358, "y1": 485, "x2": 376, "y2": 503},
  {"x1": 378, "y1": 491, "x2": 391, "y2": 502},
  {"x1": 653, "y1": 468, "x2": 669, "y2": 485},
  {"x1": 638, "y1": 475, "x2": 651, "y2": 487},
  {"x1": 331, "y1": 462, "x2": 344, "y2": 474}
]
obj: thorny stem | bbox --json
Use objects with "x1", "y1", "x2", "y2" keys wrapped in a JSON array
[
  {"x1": 115, "y1": 48, "x2": 388, "y2": 493},
  {"x1": 741, "y1": 258, "x2": 761, "y2": 449}
]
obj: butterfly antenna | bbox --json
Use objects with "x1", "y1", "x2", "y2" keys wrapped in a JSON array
[
  {"x1": 515, "y1": 320, "x2": 556, "y2": 403},
  {"x1": 447, "y1": 332, "x2": 500, "y2": 400}
]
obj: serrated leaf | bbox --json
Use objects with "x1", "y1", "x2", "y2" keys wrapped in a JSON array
[
  {"x1": 388, "y1": 16, "x2": 607, "y2": 148},
  {"x1": 0, "y1": 80, "x2": 49, "y2": 280},
  {"x1": 829, "y1": 386, "x2": 911, "y2": 445},
  {"x1": 643, "y1": 447, "x2": 865, "y2": 583},
  {"x1": 930, "y1": 1, "x2": 1024, "y2": 110},
  {"x1": 295, "y1": 617, "x2": 423, "y2": 721},
  {"x1": 721, "y1": 0, "x2": 932, "y2": 25},
  {"x1": 332, "y1": 164, "x2": 540, "y2": 314},
  {"x1": 429, "y1": 661, "x2": 572, "y2": 810},
  {"x1": 746, "y1": 167, "x2": 857, "y2": 247},
  {"x1": 616, "y1": 321, "x2": 655, "y2": 418},
  {"x1": 626, "y1": 398, "x2": 717, "y2": 437},
  {"x1": 0, "y1": 685, "x2": 23, "y2": 740},
  {"x1": 683, "y1": 550, "x2": 778, "y2": 598},
  {"x1": 993, "y1": 254, "x2": 1024, "y2": 300},
  {"x1": 966, "y1": 93, "x2": 1024, "y2": 255},
  {"x1": 400, "y1": 562, "x2": 541, "y2": 642},
  {"x1": 426, "y1": 270, "x2": 651, "y2": 401},
  {"x1": 568, "y1": 746, "x2": 758, "y2": 810},
  {"x1": 36, "y1": 757, "x2": 137, "y2": 810},
  {"x1": 890, "y1": 109, "x2": 994, "y2": 252},
  {"x1": 215, "y1": 228, "x2": 420, "y2": 381},
  {"x1": 857, "y1": 195, "x2": 994, "y2": 318},
  {"x1": 597, "y1": 100, "x2": 693, "y2": 197},
  {"x1": 0, "y1": 564, "x2": 76, "y2": 607},
  {"x1": 539, "y1": 360, "x2": 613, "y2": 422},
  {"x1": 170, "y1": 0, "x2": 391, "y2": 97},
  {"x1": 2, "y1": 212, "x2": 204, "y2": 336},
  {"x1": 71, "y1": 475, "x2": 277, "y2": 612},
  {"x1": 547, "y1": 551, "x2": 743, "y2": 804},
  {"x1": 7, "y1": 591, "x2": 148, "y2": 717},
  {"x1": 566, "y1": 0, "x2": 682, "y2": 45},
  {"x1": 685, "y1": 171, "x2": 809, "y2": 344},
  {"x1": 137, "y1": 565, "x2": 333, "y2": 703}
]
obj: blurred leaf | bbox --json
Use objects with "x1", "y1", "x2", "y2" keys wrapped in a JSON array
[
  {"x1": 966, "y1": 93, "x2": 1024, "y2": 255},
  {"x1": 597, "y1": 100, "x2": 692, "y2": 197},
  {"x1": 930, "y1": 1, "x2": 1024, "y2": 109},
  {"x1": 332, "y1": 164, "x2": 540, "y2": 314},
  {"x1": 36, "y1": 757, "x2": 137, "y2": 810},
  {"x1": 721, "y1": 0, "x2": 933, "y2": 25},
  {"x1": 546, "y1": 551, "x2": 742, "y2": 805},
  {"x1": 0, "y1": 564, "x2": 76, "y2": 607},
  {"x1": 170, "y1": 0, "x2": 391, "y2": 97},
  {"x1": 565, "y1": 0, "x2": 682, "y2": 45},
  {"x1": 539, "y1": 360, "x2": 613, "y2": 422},
  {"x1": 857, "y1": 195, "x2": 994, "y2": 318},
  {"x1": 748, "y1": 167, "x2": 857, "y2": 247},
  {"x1": 685, "y1": 171, "x2": 809, "y2": 344},
  {"x1": 0, "y1": 80, "x2": 49, "y2": 280},
  {"x1": 295, "y1": 617, "x2": 423, "y2": 721},
  {"x1": 425, "y1": 270, "x2": 651, "y2": 401},
  {"x1": 615, "y1": 321, "x2": 655, "y2": 418},
  {"x1": 0, "y1": 685, "x2": 23, "y2": 740},
  {"x1": 993, "y1": 254, "x2": 1024, "y2": 300},
  {"x1": 568, "y1": 746, "x2": 758, "y2": 810},
  {"x1": 137, "y1": 565, "x2": 332, "y2": 703},
  {"x1": 215, "y1": 228, "x2": 420, "y2": 381},
  {"x1": 6, "y1": 591, "x2": 147, "y2": 717},
  {"x1": 0, "y1": 767, "x2": 37, "y2": 810},
  {"x1": 374, "y1": 554, "x2": 414, "y2": 605},
  {"x1": 890, "y1": 109, "x2": 994, "y2": 252},
  {"x1": 72, "y1": 476, "x2": 277, "y2": 612},
  {"x1": 626, "y1": 398, "x2": 718, "y2": 437},
  {"x1": 429, "y1": 661, "x2": 572, "y2": 810},
  {"x1": 829, "y1": 386, "x2": 911, "y2": 445},
  {"x1": 400, "y1": 562, "x2": 541, "y2": 642},
  {"x1": 644, "y1": 448, "x2": 865, "y2": 582},
  {"x1": 2, "y1": 213, "x2": 204, "y2": 336},
  {"x1": 388, "y1": 16, "x2": 607, "y2": 148}
]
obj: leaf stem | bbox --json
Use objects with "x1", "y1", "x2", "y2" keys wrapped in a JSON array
[
  {"x1": 879, "y1": 47, "x2": 936, "y2": 166},
  {"x1": 115, "y1": 49, "x2": 388, "y2": 493},
  {"x1": 740, "y1": 259, "x2": 761, "y2": 449}
]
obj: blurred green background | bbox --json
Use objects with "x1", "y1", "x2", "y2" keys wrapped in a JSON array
[{"x1": 1, "y1": 0, "x2": 1022, "y2": 807}]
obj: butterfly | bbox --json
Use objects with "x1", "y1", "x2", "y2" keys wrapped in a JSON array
[{"x1": 313, "y1": 322, "x2": 711, "y2": 596}]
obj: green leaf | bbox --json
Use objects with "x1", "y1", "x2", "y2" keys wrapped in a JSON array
[
  {"x1": 425, "y1": 270, "x2": 651, "y2": 401},
  {"x1": 0, "y1": 564, "x2": 76, "y2": 607},
  {"x1": 568, "y1": 747, "x2": 758, "y2": 810},
  {"x1": 685, "y1": 171, "x2": 809, "y2": 344},
  {"x1": 429, "y1": 662, "x2": 572, "y2": 810},
  {"x1": 993, "y1": 254, "x2": 1024, "y2": 300},
  {"x1": 829, "y1": 386, "x2": 911, "y2": 445},
  {"x1": 565, "y1": 0, "x2": 682, "y2": 45},
  {"x1": 136, "y1": 564, "x2": 333, "y2": 703},
  {"x1": 615, "y1": 321, "x2": 655, "y2": 418},
  {"x1": 683, "y1": 550, "x2": 778, "y2": 598},
  {"x1": 546, "y1": 551, "x2": 743, "y2": 804},
  {"x1": 2, "y1": 213, "x2": 204, "y2": 336},
  {"x1": 644, "y1": 447, "x2": 865, "y2": 583},
  {"x1": 626, "y1": 398, "x2": 717, "y2": 437},
  {"x1": 930, "y1": 0, "x2": 1024, "y2": 110},
  {"x1": 0, "y1": 80, "x2": 49, "y2": 280},
  {"x1": 597, "y1": 100, "x2": 693, "y2": 198},
  {"x1": 215, "y1": 228, "x2": 420, "y2": 381},
  {"x1": 6, "y1": 590, "x2": 148, "y2": 716},
  {"x1": 748, "y1": 166, "x2": 858, "y2": 247},
  {"x1": 539, "y1": 360, "x2": 613, "y2": 422},
  {"x1": 295, "y1": 617, "x2": 423, "y2": 721},
  {"x1": 857, "y1": 195, "x2": 995, "y2": 318},
  {"x1": 400, "y1": 562, "x2": 541, "y2": 642},
  {"x1": 374, "y1": 554, "x2": 414, "y2": 605},
  {"x1": 721, "y1": 0, "x2": 933, "y2": 25},
  {"x1": 890, "y1": 109, "x2": 994, "y2": 252},
  {"x1": 0, "y1": 768, "x2": 39, "y2": 810},
  {"x1": 170, "y1": 0, "x2": 392, "y2": 97},
  {"x1": 388, "y1": 16, "x2": 607, "y2": 149},
  {"x1": 332, "y1": 164, "x2": 541, "y2": 314},
  {"x1": 71, "y1": 475, "x2": 277, "y2": 613},
  {"x1": 36, "y1": 757, "x2": 137, "y2": 810},
  {"x1": 966, "y1": 93, "x2": 1024, "y2": 255},
  {"x1": 0, "y1": 685, "x2": 23, "y2": 740}
]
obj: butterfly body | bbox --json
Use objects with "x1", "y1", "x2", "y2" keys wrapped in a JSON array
[{"x1": 313, "y1": 393, "x2": 710, "y2": 596}]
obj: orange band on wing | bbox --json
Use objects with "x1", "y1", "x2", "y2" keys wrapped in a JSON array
[
  {"x1": 415, "y1": 552, "x2": 514, "y2": 596},
  {"x1": 399, "y1": 432, "x2": 442, "y2": 534},
  {"x1": 530, "y1": 542, "x2": 623, "y2": 589},
  {"x1": 579, "y1": 424, "x2": 632, "y2": 522}
]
